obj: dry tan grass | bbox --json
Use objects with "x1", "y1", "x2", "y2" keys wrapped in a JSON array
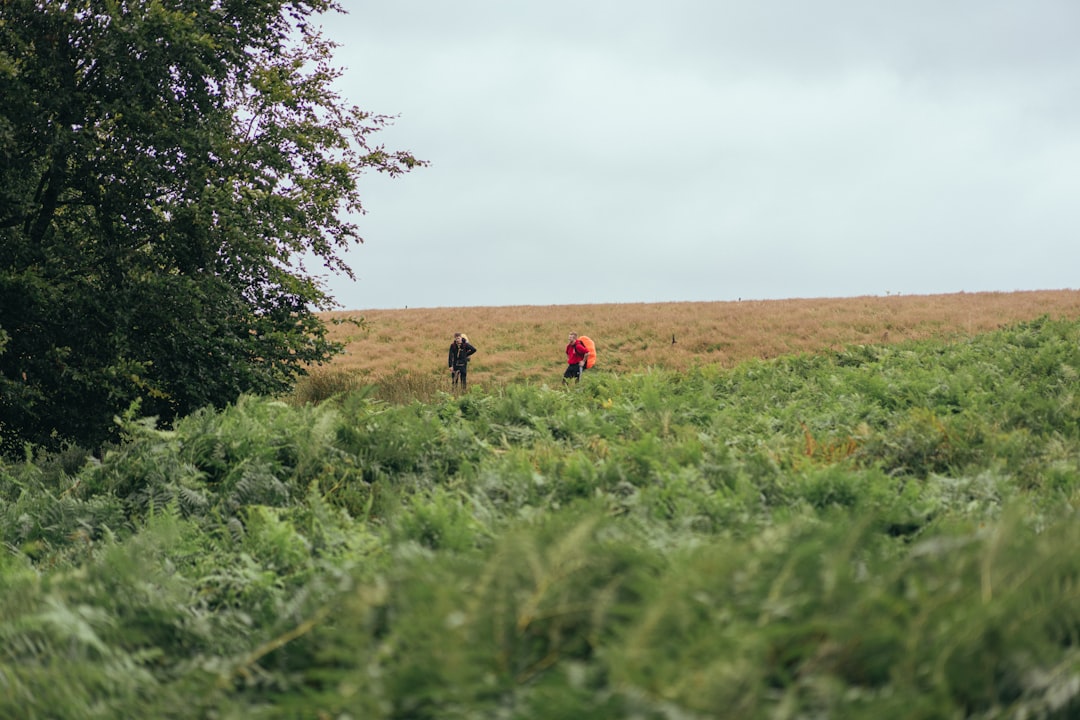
[{"x1": 313, "y1": 290, "x2": 1080, "y2": 395}]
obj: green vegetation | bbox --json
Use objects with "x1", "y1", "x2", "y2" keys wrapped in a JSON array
[
  {"x1": 3, "y1": 316, "x2": 1080, "y2": 718},
  {"x1": 0, "y1": 2, "x2": 422, "y2": 452}
]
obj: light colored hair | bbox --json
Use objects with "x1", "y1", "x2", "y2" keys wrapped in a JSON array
[{"x1": 460, "y1": 333, "x2": 469, "y2": 343}]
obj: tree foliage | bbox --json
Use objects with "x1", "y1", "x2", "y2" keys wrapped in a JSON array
[{"x1": 0, "y1": 0, "x2": 423, "y2": 452}]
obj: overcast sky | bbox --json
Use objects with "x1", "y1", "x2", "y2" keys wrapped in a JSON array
[{"x1": 314, "y1": 1, "x2": 1080, "y2": 310}]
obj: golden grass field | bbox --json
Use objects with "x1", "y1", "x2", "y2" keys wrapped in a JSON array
[{"x1": 305, "y1": 290, "x2": 1080, "y2": 401}]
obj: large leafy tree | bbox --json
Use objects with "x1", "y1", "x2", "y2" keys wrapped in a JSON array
[{"x1": 0, "y1": 0, "x2": 422, "y2": 452}]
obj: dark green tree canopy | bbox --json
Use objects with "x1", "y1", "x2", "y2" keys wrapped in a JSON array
[{"x1": 0, "y1": 0, "x2": 423, "y2": 452}]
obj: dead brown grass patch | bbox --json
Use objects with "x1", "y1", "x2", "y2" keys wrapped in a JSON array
[{"x1": 310, "y1": 290, "x2": 1080, "y2": 396}]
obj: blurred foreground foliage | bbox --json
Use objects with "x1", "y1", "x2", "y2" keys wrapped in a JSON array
[{"x1": 3, "y1": 316, "x2": 1080, "y2": 718}]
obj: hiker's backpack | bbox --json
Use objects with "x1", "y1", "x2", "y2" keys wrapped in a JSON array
[{"x1": 578, "y1": 335, "x2": 597, "y2": 369}]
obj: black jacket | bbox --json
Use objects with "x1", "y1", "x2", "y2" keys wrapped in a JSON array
[{"x1": 448, "y1": 340, "x2": 477, "y2": 368}]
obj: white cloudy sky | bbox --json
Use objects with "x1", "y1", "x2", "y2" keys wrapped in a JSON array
[{"x1": 313, "y1": 1, "x2": 1080, "y2": 310}]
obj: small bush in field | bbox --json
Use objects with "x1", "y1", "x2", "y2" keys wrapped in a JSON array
[{"x1": 289, "y1": 366, "x2": 371, "y2": 405}]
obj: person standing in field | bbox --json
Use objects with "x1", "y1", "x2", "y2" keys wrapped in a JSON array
[
  {"x1": 448, "y1": 332, "x2": 477, "y2": 390},
  {"x1": 563, "y1": 332, "x2": 589, "y2": 384}
]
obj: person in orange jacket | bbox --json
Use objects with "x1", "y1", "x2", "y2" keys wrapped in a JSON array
[{"x1": 563, "y1": 331, "x2": 589, "y2": 384}]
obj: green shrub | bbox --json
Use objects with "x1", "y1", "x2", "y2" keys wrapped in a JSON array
[{"x1": 4, "y1": 317, "x2": 1080, "y2": 716}]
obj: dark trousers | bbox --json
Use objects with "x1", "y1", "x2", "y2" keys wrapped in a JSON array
[
  {"x1": 452, "y1": 364, "x2": 469, "y2": 389},
  {"x1": 563, "y1": 364, "x2": 584, "y2": 383}
]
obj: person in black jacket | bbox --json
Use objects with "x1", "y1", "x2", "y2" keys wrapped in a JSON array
[{"x1": 448, "y1": 332, "x2": 477, "y2": 390}]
